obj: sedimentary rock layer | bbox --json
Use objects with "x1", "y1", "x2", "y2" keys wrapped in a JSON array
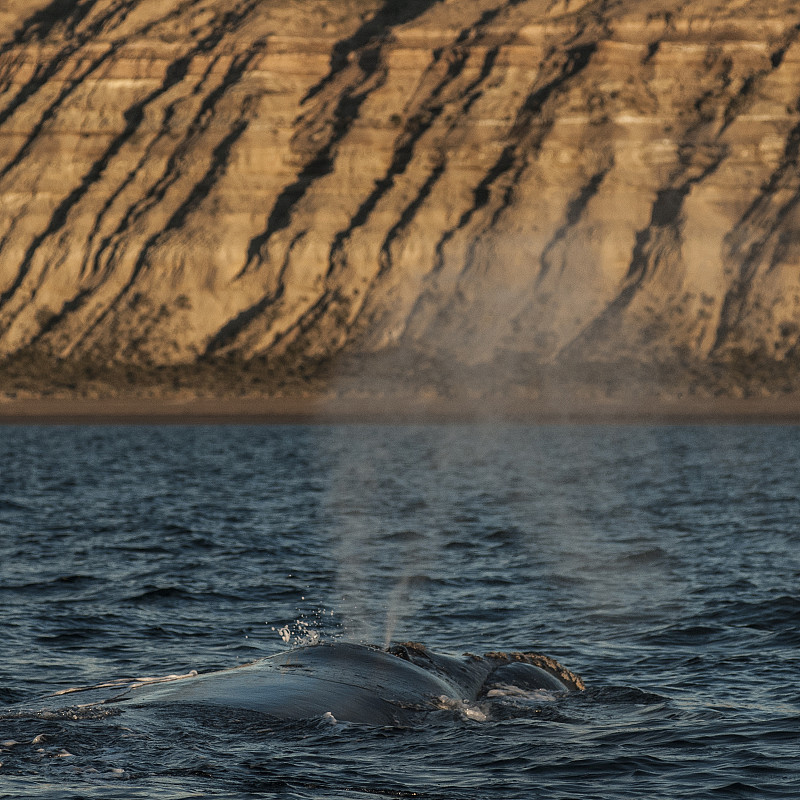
[{"x1": 2, "y1": 0, "x2": 800, "y2": 397}]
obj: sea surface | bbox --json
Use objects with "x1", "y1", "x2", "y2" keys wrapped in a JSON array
[{"x1": 0, "y1": 423, "x2": 798, "y2": 799}]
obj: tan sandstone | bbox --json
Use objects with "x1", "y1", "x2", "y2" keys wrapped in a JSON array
[{"x1": 1, "y1": 0, "x2": 800, "y2": 405}]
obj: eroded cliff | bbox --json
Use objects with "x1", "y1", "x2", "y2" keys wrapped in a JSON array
[{"x1": 2, "y1": 0, "x2": 800, "y2": 401}]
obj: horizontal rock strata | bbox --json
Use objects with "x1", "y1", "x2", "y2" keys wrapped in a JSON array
[{"x1": 2, "y1": 0, "x2": 800, "y2": 399}]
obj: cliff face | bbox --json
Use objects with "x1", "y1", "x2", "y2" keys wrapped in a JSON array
[{"x1": 2, "y1": 0, "x2": 800, "y2": 399}]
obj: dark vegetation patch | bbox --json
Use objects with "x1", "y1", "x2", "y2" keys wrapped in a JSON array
[
  {"x1": 0, "y1": 350, "x2": 333, "y2": 400},
  {"x1": 2, "y1": 345, "x2": 800, "y2": 403}
]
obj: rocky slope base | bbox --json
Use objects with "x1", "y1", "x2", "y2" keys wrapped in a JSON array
[{"x1": 2, "y1": 0, "x2": 800, "y2": 401}]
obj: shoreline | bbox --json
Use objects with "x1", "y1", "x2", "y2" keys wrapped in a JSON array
[{"x1": 0, "y1": 394, "x2": 799, "y2": 424}]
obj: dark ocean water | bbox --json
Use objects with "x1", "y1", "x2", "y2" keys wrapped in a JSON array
[{"x1": 0, "y1": 423, "x2": 798, "y2": 799}]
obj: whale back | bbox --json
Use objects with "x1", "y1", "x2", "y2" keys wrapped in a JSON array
[
  {"x1": 123, "y1": 643, "x2": 467, "y2": 725},
  {"x1": 114, "y1": 641, "x2": 583, "y2": 725}
]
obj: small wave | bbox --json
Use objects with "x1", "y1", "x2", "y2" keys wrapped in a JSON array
[
  {"x1": 583, "y1": 685, "x2": 668, "y2": 705},
  {"x1": 643, "y1": 623, "x2": 730, "y2": 646},
  {"x1": 35, "y1": 629, "x2": 102, "y2": 645},
  {"x1": 0, "y1": 687, "x2": 25, "y2": 705},
  {"x1": 714, "y1": 595, "x2": 800, "y2": 628},
  {"x1": 697, "y1": 595, "x2": 800, "y2": 645},
  {"x1": 123, "y1": 586, "x2": 242, "y2": 605},
  {"x1": 187, "y1": 534, "x2": 218, "y2": 550},
  {"x1": 616, "y1": 547, "x2": 671, "y2": 566},
  {"x1": 0, "y1": 498, "x2": 29, "y2": 511},
  {"x1": 485, "y1": 527, "x2": 522, "y2": 542},
  {"x1": 105, "y1": 541, "x2": 175, "y2": 555},
  {"x1": 124, "y1": 586, "x2": 196, "y2": 604},
  {"x1": 52, "y1": 574, "x2": 96, "y2": 585},
  {"x1": 381, "y1": 529, "x2": 424, "y2": 543},
  {"x1": 0, "y1": 574, "x2": 101, "y2": 594},
  {"x1": 161, "y1": 523, "x2": 195, "y2": 536},
  {"x1": 442, "y1": 538, "x2": 481, "y2": 551},
  {"x1": 711, "y1": 782, "x2": 762, "y2": 797}
]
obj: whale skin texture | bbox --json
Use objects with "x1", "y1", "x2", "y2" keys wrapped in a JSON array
[{"x1": 113, "y1": 642, "x2": 585, "y2": 725}]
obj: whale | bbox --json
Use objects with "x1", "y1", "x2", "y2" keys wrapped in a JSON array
[{"x1": 87, "y1": 641, "x2": 584, "y2": 725}]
